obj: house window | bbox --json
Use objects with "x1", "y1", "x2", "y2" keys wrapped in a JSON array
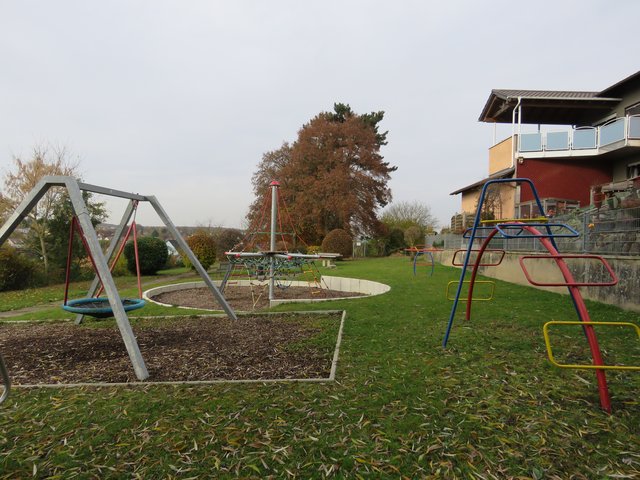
[
  {"x1": 628, "y1": 162, "x2": 640, "y2": 179},
  {"x1": 625, "y1": 102, "x2": 640, "y2": 116}
]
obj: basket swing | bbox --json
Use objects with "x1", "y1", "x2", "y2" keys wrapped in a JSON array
[{"x1": 61, "y1": 202, "x2": 145, "y2": 318}]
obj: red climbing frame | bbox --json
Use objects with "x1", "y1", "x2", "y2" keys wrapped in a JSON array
[{"x1": 464, "y1": 222, "x2": 619, "y2": 413}]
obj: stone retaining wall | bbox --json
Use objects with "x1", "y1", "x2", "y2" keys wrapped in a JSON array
[{"x1": 435, "y1": 250, "x2": 640, "y2": 312}]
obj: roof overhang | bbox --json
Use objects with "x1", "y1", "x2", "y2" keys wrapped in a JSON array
[
  {"x1": 479, "y1": 91, "x2": 620, "y2": 125},
  {"x1": 449, "y1": 167, "x2": 515, "y2": 196}
]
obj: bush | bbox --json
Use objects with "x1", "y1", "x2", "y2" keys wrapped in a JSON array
[
  {"x1": 185, "y1": 230, "x2": 217, "y2": 270},
  {"x1": 404, "y1": 225, "x2": 424, "y2": 247},
  {"x1": 110, "y1": 255, "x2": 129, "y2": 277},
  {"x1": 124, "y1": 236, "x2": 168, "y2": 275},
  {"x1": 0, "y1": 246, "x2": 39, "y2": 291},
  {"x1": 215, "y1": 228, "x2": 244, "y2": 259},
  {"x1": 385, "y1": 228, "x2": 406, "y2": 255},
  {"x1": 321, "y1": 229, "x2": 353, "y2": 258},
  {"x1": 306, "y1": 245, "x2": 321, "y2": 255}
]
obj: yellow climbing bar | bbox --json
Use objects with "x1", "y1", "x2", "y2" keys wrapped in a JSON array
[
  {"x1": 543, "y1": 321, "x2": 640, "y2": 371},
  {"x1": 481, "y1": 216, "x2": 549, "y2": 225},
  {"x1": 446, "y1": 280, "x2": 495, "y2": 301}
]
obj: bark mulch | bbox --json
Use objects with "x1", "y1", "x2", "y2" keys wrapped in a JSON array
[
  {"x1": 0, "y1": 313, "x2": 341, "y2": 385},
  {"x1": 152, "y1": 285, "x2": 363, "y2": 311}
]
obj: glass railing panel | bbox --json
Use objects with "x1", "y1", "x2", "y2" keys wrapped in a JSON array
[
  {"x1": 600, "y1": 118, "x2": 625, "y2": 146},
  {"x1": 573, "y1": 127, "x2": 597, "y2": 149},
  {"x1": 545, "y1": 131, "x2": 569, "y2": 151},
  {"x1": 629, "y1": 115, "x2": 640, "y2": 139},
  {"x1": 519, "y1": 132, "x2": 542, "y2": 152}
]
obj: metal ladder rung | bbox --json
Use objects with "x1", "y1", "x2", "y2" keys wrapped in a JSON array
[
  {"x1": 495, "y1": 222, "x2": 579, "y2": 239},
  {"x1": 543, "y1": 321, "x2": 640, "y2": 371},
  {"x1": 452, "y1": 249, "x2": 505, "y2": 267},
  {"x1": 446, "y1": 280, "x2": 495, "y2": 301},
  {"x1": 519, "y1": 254, "x2": 618, "y2": 287}
]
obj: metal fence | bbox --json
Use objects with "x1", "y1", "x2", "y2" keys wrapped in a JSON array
[{"x1": 429, "y1": 204, "x2": 640, "y2": 256}]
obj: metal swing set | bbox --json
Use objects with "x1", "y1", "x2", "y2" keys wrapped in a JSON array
[{"x1": 0, "y1": 176, "x2": 237, "y2": 397}]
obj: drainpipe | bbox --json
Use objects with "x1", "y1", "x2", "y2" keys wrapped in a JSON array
[
  {"x1": 510, "y1": 96, "x2": 522, "y2": 168},
  {"x1": 510, "y1": 97, "x2": 523, "y2": 218}
]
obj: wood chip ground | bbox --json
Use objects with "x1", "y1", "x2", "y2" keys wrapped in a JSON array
[{"x1": 0, "y1": 313, "x2": 340, "y2": 385}]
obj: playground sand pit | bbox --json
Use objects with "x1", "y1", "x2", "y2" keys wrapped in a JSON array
[
  {"x1": 0, "y1": 312, "x2": 342, "y2": 385},
  {"x1": 152, "y1": 285, "x2": 364, "y2": 311}
]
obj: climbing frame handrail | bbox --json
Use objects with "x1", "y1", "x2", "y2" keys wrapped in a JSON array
[
  {"x1": 495, "y1": 222, "x2": 579, "y2": 239},
  {"x1": 481, "y1": 216, "x2": 549, "y2": 224},
  {"x1": 452, "y1": 249, "x2": 505, "y2": 267},
  {"x1": 543, "y1": 321, "x2": 640, "y2": 371},
  {"x1": 519, "y1": 254, "x2": 618, "y2": 287}
]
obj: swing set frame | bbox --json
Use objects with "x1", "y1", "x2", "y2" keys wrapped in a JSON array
[{"x1": 0, "y1": 176, "x2": 237, "y2": 381}]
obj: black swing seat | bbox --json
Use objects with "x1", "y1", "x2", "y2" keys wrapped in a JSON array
[{"x1": 62, "y1": 297, "x2": 145, "y2": 319}]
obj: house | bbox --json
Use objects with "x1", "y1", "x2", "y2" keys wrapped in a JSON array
[{"x1": 450, "y1": 70, "x2": 640, "y2": 227}]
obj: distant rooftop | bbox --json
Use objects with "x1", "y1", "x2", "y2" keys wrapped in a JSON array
[{"x1": 449, "y1": 167, "x2": 515, "y2": 196}]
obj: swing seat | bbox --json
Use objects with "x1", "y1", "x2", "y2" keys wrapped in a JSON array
[{"x1": 62, "y1": 297, "x2": 145, "y2": 319}]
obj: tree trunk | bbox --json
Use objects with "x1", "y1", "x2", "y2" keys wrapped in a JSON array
[{"x1": 38, "y1": 230, "x2": 49, "y2": 277}]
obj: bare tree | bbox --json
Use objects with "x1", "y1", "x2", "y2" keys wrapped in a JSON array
[
  {"x1": 1, "y1": 145, "x2": 79, "y2": 276},
  {"x1": 380, "y1": 200, "x2": 437, "y2": 231},
  {"x1": 475, "y1": 185, "x2": 503, "y2": 220}
]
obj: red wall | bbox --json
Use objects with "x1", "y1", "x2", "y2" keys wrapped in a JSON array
[{"x1": 516, "y1": 158, "x2": 612, "y2": 206}]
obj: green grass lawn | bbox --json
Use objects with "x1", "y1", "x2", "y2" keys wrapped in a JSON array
[{"x1": 0, "y1": 257, "x2": 638, "y2": 478}]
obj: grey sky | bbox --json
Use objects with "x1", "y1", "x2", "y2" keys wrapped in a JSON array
[{"x1": 1, "y1": 1, "x2": 637, "y2": 230}]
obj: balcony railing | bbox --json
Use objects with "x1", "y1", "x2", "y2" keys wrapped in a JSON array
[{"x1": 518, "y1": 115, "x2": 640, "y2": 154}]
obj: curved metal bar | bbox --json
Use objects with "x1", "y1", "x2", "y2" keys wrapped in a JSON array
[
  {"x1": 465, "y1": 228, "x2": 501, "y2": 320},
  {"x1": 535, "y1": 232, "x2": 611, "y2": 412},
  {"x1": 464, "y1": 223, "x2": 611, "y2": 412},
  {"x1": 443, "y1": 178, "x2": 547, "y2": 348},
  {"x1": 0, "y1": 353, "x2": 10, "y2": 405},
  {"x1": 413, "y1": 251, "x2": 434, "y2": 276}
]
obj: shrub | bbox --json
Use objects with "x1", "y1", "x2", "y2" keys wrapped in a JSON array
[
  {"x1": 321, "y1": 229, "x2": 353, "y2": 258},
  {"x1": 385, "y1": 228, "x2": 406, "y2": 255},
  {"x1": 306, "y1": 245, "x2": 321, "y2": 255},
  {"x1": 215, "y1": 228, "x2": 243, "y2": 259},
  {"x1": 185, "y1": 230, "x2": 217, "y2": 270},
  {"x1": 110, "y1": 255, "x2": 129, "y2": 277},
  {"x1": 0, "y1": 246, "x2": 39, "y2": 291},
  {"x1": 124, "y1": 236, "x2": 168, "y2": 275},
  {"x1": 404, "y1": 225, "x2": 424, "y2": 247}
]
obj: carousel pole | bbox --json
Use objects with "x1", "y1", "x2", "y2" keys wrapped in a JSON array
[{"x1": 268, "y1": 181, "x2": 279, "y2": 301}]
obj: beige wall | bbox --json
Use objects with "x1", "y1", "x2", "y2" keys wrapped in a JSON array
[
  {"x1": 461, "y1": 190, "x2": 479, "y2": 213},
  {"x1": 460, "y1": 182, "x2": 515, "y2": 219},
  {"x1": 488, "y1": 136, "x2": 513, "y2": 174},
  {"x1": 496, "y1": 183, "x2": 516, "y2": 218}
]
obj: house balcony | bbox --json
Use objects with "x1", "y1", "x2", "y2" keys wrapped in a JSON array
[{"x1": 515, "y1": 115, "x2": 640, "y2": 159}]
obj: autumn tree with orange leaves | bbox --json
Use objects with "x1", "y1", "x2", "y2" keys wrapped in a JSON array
[{"x1": 249, "y1": 104, "x2": 396, "y2": 245}]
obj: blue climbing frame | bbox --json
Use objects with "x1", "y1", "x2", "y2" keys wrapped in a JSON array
[{"x1": 442, "y1": 178, "x2": 558, "y2": 348}]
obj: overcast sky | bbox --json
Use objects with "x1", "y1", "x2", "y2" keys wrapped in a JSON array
[{"x1": 1, "y1": 1, "x2": 637, "y2": 230}]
